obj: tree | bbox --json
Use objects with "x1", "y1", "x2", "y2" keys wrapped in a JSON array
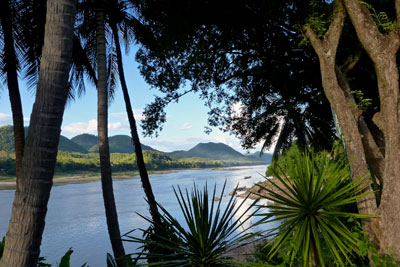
[
  {"x1": 109, "y1": 0, "x2": 162, "y2": 226},
  {"x1": 0, "y1": 0, "x2": 77, "y2": 265},
  {"x1": 95, "y1": 1, "x2": 128, "y2": 266},
  {"x1": 304, "y1": 0, "x2": 400, "y2": 256},
  {"x1": 133, "y1": 0, "x2": 400, "y2": 257},
  {"x1": 0, "y1": 0, "x2": 25, "y2": 182},
  {"x1": 134, "y1": 0, "x2": 336, "y2": 155}
]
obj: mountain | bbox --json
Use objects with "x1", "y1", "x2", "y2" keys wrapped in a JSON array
[
  {"x1": 169, "y1": 142, "x2": 253, "y2": 161},
  {"x1": 245, "y1": 151, "x2": 273, "y2": 164},
  {"x1": 58, "y1": 136, "x2": 88, "y2": 153},
  {"x1": 0, "y1": 125, "x2": 87, "y2": 153},
  {"x1": 71, "y1": 134, "x2": 98, "y2": 151},
  {"x1": 88, "y1": 135, "x2": 156, "y2": 153}
]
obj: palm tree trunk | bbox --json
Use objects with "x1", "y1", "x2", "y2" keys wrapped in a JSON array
[
  {"x1": 111, "y1": 23, "x2": 162, "y2": 226},
  {"x1": 0, "y1": 0, "x2": 76, "y2": 266},
  {"x1": 0, "y1": 0, "x2": 25, "y2": 183},
  {"x1": 95, "y1": 4, "x2": 128, "y2": 267}
]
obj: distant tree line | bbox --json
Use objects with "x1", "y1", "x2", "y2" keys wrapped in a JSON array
[{"x1": 0, "y1": 150, "x2": 262, "y2": 175}]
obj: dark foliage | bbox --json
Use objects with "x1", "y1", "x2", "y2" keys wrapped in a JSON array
[{"x1": 131, "y1": 0, "x2": 337, "y2": 156}]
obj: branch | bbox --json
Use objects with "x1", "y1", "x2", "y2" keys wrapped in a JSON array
[
  {"x1": 304, "y1": 0, "x2": 346, "y2": 57},
  {"x1": 396, "y1": 0, "x2": 400, "y2": 28},
  {"x1": 325, "y1": 0, "x2": 346, "y2": 48},
  {"x1": 339, "y1": 52, "x2": 362, "y2": 75},
  {"x1": 342, "y1": 0, "x2": 385, "y2": 55},
  {"x1": 304, "y1": 25, "x2": 323, "y2": 54}
]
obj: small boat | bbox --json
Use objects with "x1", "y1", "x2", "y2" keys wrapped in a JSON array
[{"x1": 244, "y1": 176, "x2": 251, "y2": 179}]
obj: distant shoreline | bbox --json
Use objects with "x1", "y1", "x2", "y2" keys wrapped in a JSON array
[
  {"x1": 0, "y1": 169, "x2": 177, "y2": 190},
  {"x1": 0, "y1": 165, "x2": 267, "y2": 190}
]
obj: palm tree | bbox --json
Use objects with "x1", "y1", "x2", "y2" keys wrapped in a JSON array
[
  {"x1": 0, "y1": 0, "x2": 25, "y2": 182},
  {"x1": 0, "y1": 0, "x2": 77, "y2": 265},
  {"x1": 108, "y1": 2, "x2": 161, "y2": 225},
  {"x1": 95, "y1": 1, "x2": 128, "y2": 266}
]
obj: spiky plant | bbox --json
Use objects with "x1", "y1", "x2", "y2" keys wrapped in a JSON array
[
  {"x1": 125, "y1": 181, "x2": 259, "y2": 266},
  {"x1": 255, "y1": 151, "x2": 376, "y2": 267}
]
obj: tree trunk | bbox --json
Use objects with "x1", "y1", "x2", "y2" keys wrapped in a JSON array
[
  {"x1": 304, "y1": 0, "x2": 380, "y2": 247},
  {"x1": 0, "y1": 0, "x2": 25, "y2": 183},
  {"x1": 0, "y1": 0, "x2": 76, "y2": 266},
  {"x1": 342, "y1": 0, "x2": 400, "y2": 256},
  {"x1": 111, "y1": 23, "x2": 162, "y2": 226},
  {"x1": 95, "y1": 4, "x2": 128, "y2": 267}
]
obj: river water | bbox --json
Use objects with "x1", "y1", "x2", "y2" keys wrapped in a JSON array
[{"x1": 0, "y1": 165, "x2": 270, "y2": 266}]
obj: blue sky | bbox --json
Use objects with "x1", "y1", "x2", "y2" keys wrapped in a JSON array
[{"x1": 0, "y1": 46, "x2": 270, "y2": 154}]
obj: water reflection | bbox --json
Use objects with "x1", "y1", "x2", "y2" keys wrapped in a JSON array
[{"x1": 0, "y1": 165, "x2": 274, "y2": 266}]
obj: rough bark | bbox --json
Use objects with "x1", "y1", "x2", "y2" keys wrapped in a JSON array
[
  {"x1": 335, "y1": 65, "x2": 385, "y2": 187},
  {"x1": 0, "y1": 0, "x2": 76, "y2": 266},
  {"x1": 95, "y1": 4, "x2": 128, "y2": 267},
  {"x1": 111, "y1": 23, "x2": 162, "y2": 226},
  {"x1": 304, "y1": 0, "x2": 380, "y2": 247},
  {"x1": 0, "y1": 0, "x2": 25, "y2": 182},
  {"x1": 343, "y1": 0, "x2": 400, "y2": 256}
]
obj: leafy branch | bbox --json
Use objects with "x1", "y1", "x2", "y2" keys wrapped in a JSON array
[
  {"x1": 349, "y1": 90, "x2": 372, "y2": 112},
  {"x1": 361, "y1": 1, "x2": 397, "y2": 32}
]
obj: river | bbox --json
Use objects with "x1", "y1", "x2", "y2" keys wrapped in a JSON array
[{"x1": 0, "y1": 165, "x2": 270, "y2": 266}]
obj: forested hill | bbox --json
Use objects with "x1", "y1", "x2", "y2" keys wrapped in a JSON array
[
  {"x1": 1, "y1": 127, "x2": 271, "y2": 175},
  {"x1": 169, "y1": 142, "x2": 271, "y2": 163},
  {"x1": 0, "y1": 126, "x2": 155, "y2": 154},
  {"x1": 245, "y1": 151, "x2": 273, "y2": 163},
  {"x1": 70, "y1": 134, "x2": 98, "y2": 151},
  {"x1": 71, "y1": 134, "x2": 156, "y2": 153},
  {"x1": 0, "y1": 126, "x2": 272, "y2": 163}
]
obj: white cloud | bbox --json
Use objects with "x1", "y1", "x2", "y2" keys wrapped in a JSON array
[
  {"x1": 63, "y1": 119, "x2": 98, "y2": 134},
  {"x1": 108, "y1": 122, "x2": 126, "y2": 130},
  {"x1": 111, "y1": 109, "x2": 144, "y2": 121},
  {"x1": 0, "y1": 113, "x2": 29, "y2": 126},
  {"x1": 179, "y1": 122, "x2": 192, "y2": 131},
  {"x1": 0, "y1": 113, "x2": 12, "y2": 125},
  {"x1": 62, "y1": 119, "x2": 128, "y2": 134}
]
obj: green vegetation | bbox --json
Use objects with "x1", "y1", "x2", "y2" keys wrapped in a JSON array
[
  {"x1": 0, "y1": 126, "x2": 269, "y2": 177},
  {"x1": 266, "y1": 141, "x2": 344, "y2": 177},
  {"x1": 0, "y1": 242, "x2": 85, "y2": 267},
  {"x1": 125, "y1": 182, "x2": 257, "y2": 266},
  {"x1": 58, "y1": 136, "x2": 88, "y2": 153},
  {"x1": 0, "y1": 126, "x2": 157, "y2": 154},
  {"x1": 256, "y1": 151, "x2": 376, "y2": 266},
  {"x1": 88, "y1": 135, "x2": 156, "y2": 153},
  {"x1": 0, "y1": 150, "x2": 264, "y2": 177},
  {"x1": 170, "y1": 142, "x2": 248, "y2": 160},
  {"x1": 0, "y1": 126, "x2": 17, "y2": 152},
  {"x1": 70, "y1": 134, "x2": 98, "y2": 151}
]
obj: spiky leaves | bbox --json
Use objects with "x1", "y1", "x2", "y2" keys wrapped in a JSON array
[
  {"x1": 255, "y1": 151, "x2": 376, "y2": 266},
  {"x1": 125, "y1": 182, "x2": 259, "y2": 266}
]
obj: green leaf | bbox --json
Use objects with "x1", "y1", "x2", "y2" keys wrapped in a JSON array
[{"x1": 58, "y1": 248, "x2": 73, "y2": 267}]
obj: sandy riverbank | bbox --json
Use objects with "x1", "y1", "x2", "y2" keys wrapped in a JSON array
[{"x1": 0, "y1": 170, "x2": 177, "y2": 190}]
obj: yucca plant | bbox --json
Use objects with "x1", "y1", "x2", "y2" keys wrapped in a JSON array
[
  {"x1": 125, "y1": 181, "x2": 259, "y2": 266},
  {"x1": 255, "y1": 151, "x2": 376, "y2": 267}
]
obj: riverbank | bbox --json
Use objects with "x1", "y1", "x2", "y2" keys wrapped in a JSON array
[
  {"x1": 0, "y1": 169, "x2": 177, "y2": 190},
  {"x1": 234, "y1": 177, "x2": 289, "y2": 200},
  {"x1": 0, "y1": 165, "x2": 267, "y2": 190}
]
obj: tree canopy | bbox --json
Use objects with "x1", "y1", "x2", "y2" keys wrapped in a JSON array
[{"x1": 133, "y1": 0, "x2": 339, "y2": 155}]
